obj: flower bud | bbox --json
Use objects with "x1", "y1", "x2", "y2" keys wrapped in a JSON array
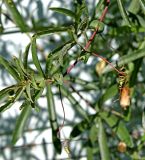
[{"x1": 120, "y1": 87, "x2": 130, "y2": 110}]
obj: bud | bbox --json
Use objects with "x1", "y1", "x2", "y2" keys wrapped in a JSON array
[
  {"x1": 117, "y1": 141, "x2": 127, "y2": 153},
  {"x1": 120, "y1": 87, "x2": 130, "y2": 110},
  {"x1": 96, "y1": 60, "x2": 106, "y2": 76}
]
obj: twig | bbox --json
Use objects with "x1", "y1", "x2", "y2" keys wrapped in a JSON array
[
  {"x1": 91, "y1": 52, "x2": 125, "y2": 75},
  {"x1": 63, "y1": 0, "x2": 110, "y2": 76},
  {"x1": 70, "y1": 85, "x2": 95, "y2": 111},
  {"x1": 0, "y1": 138, "x2": 88, "y2": 150}
]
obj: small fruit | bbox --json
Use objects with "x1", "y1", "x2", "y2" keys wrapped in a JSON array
[{"x1": 117, "y1": 141, "x2": 127, "y2": 153}]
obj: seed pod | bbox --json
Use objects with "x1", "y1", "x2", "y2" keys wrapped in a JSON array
[
  {"x1": 120, "y1": 87, "x2": 130, "y2": 110},
  {"x1": 117, "y1": 141, "x2": 127, "y2": 153}
]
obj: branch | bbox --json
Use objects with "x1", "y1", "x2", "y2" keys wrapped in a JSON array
[{"x1": 64, "y1": 0, "x2": 110, "y2": 76}]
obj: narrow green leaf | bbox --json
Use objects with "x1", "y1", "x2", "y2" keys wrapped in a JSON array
[
  {"x1": 31, "y1": 77, "x2": 45, "y2": 101},
  {"x1": 129, "y1": 58, "x2": 143, "y2": 87},
  {"x1": 108, "y1": 26, "x2": 145, "y2": 36},
  {"x1": 58, "y1": 41, "x2": 75, "y2": 66},
  {"x1": 0, "y1": 56, "x2": 20, "y2": 81},
  {"x1": 100, "y1": 111, "x2": 134, "y2": 147},
  {"x1": 45, "y1": 40, "x2": 75, "y2": 76},
  {"x1": 74, "y1": 0, "x2": 88, "y2": 29},
  {"x1": 0, "y1": 5, "x2": 4, "y2": 33},
  {"x1": 139, "y1": 0, "x2": 145, "y2": 14},
  {"x1": 47, "y1": 40, "x2": 74, "y2": 60},
  {"x1": 70, "y1": 115, "x2": 96, "y2": 138},
  {"x1": 30, "y1": 73, "x2": 40, "y2": 90},
  {"x1": 0, "y1": 101, "x2": 13, "y2": 113},
  {"x1": 31, "y1": 37, "x2": 45, "y2": 77},
  {"x1": 123, "y1": 106, "x2": 131, "y2": 122},
  {"x1": 49, "y1": 7, "x2": 76, "y2": 19},
  {"x1": 103, "y1": 48, "x2": 145, "y2": 74},
  {"x1": 95, "y1": 0, "x2": 105, "y2": 12},
  {"x1": 48, "y1": 64, "x2": 61, "y2": 79},
  {"x1": 14, "y1": 87, "x2": 25, "y2": 102},
  {"x1": 0, "y1": 85, "x2": 15, "y2": 100},
  {"x1": 23, "y1": 43, "x2": 31, "y2": 70},
  {"x1": 0, "y1": 25, "x2": 4, "y2": 33},
  {"x1": 35, "y1": 26, "x2": 71, "y2": 37},
  {"x1": 12, "y1": 101, "x2": 31, "y2": 144},
  {"x1": 4, "y1": 0, "x2": 28, "y2": 31},
  {"x1": 71, "y1": 77, "x2": 98, "y2": 90},
  {"x1": 98, "y1": 119, "x2": 111, "y2": 160},
  {"x1": 13, "y1": 56, "x2": 26, "y2": 80},
  {"x1": 89, "y1": 124, "x2": 98, "y2": 145},
  {"x1": 53, "y1": 73, "x2": 64, "y2": 85},
  {"x1": 119, "y1": 48, "x2": 145, "y2": 66},
  {"x1": 42, "y1": 139, "x2": 49, "y2": 160},
  {"x1": 128, "y1": 0, "x2": 140, "y2": 14},
  {"x1": 89, "y1": 0, "x2": 105, "y2": 24},
  {"x1": 117, "y1": 0, "x2": 131, "y2": 26},
  {"x1": 50, "y1": 41, "x2": 75, "y2": 67},
  {"x1": 38, "y1": 78, "x2": 45, "y2": 88},
  {"x1": 0, "y1": 87, "x2": 24, "y2": 113},
  {"x1": 137, "y1": 15, "x2": 145, "y2": 27},
  {"x1": 87, "y1": 145, "x2": 94, "y2": 160},
  {"x1": 26, "y1": 83, "x2": 33, "y2": 102},
  {"x1": 33, "y1": 87, "x2": 44, "y2": 101},
  {"x1": 46, "y1": 84, "x2": 61, "y2": 154},
  {"x1": 78, "y1": 16, "x2": 89, "y2": 31},
  {"x1": 142, "y1": 108, "x2": 145, "y2": 130},
  {"x1": 99, "y1": 84, "x2": 118, "y2": 106}
]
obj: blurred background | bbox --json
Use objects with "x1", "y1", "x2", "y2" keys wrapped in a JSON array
[{"x1": 0, "y1": 0, "x2": 145, "y2": 159}]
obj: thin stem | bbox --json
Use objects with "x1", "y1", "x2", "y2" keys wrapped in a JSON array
[
  {"x1": 76, "y1": 44, "x2": 126, "y2": 76},
  {"x1": 64, "y1": 0, "x2": 110, "y2": 76},
  {"x1": 70, "y1": 85, "x2": 95, "y2": 111},
  {"x1": 66, "y1": 60, "x2": 78, "y2": 75},
  {"x1": 92, "y1": 52, "x2": 126, "y2": 75},
  {"x1": 0, "y1": 138, "x2": 89, "y2": 150}
]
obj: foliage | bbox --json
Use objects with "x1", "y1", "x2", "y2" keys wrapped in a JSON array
[{"x1": 0, "y1": 0, "x2": 145, "y2": 159}]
